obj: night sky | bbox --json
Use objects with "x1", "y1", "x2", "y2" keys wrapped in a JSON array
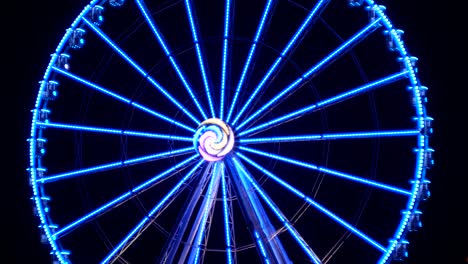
[{"x1": 7, "y1": 0, "x2": 467, "y2": 263}]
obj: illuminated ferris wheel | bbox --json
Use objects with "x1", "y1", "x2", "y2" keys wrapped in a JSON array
[{"x1": 28, "y1": 0, "x2": 433, "y2": 263}]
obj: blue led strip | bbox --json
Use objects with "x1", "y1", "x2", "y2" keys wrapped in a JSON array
[
  {"x1": 221, "y1": 166, "x2": 234, "y2": 264},
  {"x1": 81, "y1": 18, "x2": 200, "y2": 124},
  {"x1": 228, "y1": 156, "x2": 292, "y2": 263},
  {"x1": 239, "y1": 146, "x2": 411, "y2": 196},
  {"x1": 231, "y1": 157, "x2": 321, "y2": 263},
  {"x1": 101, "y1": 159, "x2": 204, "y2": 264},
  {"x1": 359, "y1": 2, "x2": 429, "y2": 263},
  {"x1": 54, "y1": 154, "x2": 200, "y2": 240},
  {"x1": 220, "y1": 0, "x2": 232, "y2": 120},
  {"x1": 53, "y1": 66, "x2": 195, "y2": 133},
  {"x1": 158, "y1": 162, "x2": 214, "y2": 263},
  {"x1": 29, "y1": 4, "x2": 103, "y2": 263},
  {"x1": 39, "y1": 147, "x2": 194, "y2": 184},
  {"x1": 135, "y1": 0, "x2": 208, "y2": 120},
  {"x1": 237, "y1": 153, "x2": 387, "y2": 253},
  {"x1": 315, "y1": 72, "x2": 406, "y2": 107},
  {"x1": 240, "y1": 129, "x2": 419, "y2": 144},
  {"x1": 184, "y1": 0, "x2": 216, "y2": 118},
  {"x1": 38, "y1": 121, "x2": 193, "y2": 142},
  {"x1": 237, "y1": 17, "x2": 383, "y2": 131},
  {"x1": 226, "y1": 0, "x2": 275, "y2": 123},
  {"x1": 231, "y1": 0, "x2": 330, "y2": 126},
  {"x1": 191, "y1": 162, "x2": 222, "y2": 264},
  {"x1": 254, "y1": 231, "x2": 271, "y2": 264},
  {"x1": 30, "y1": 61, "x2": 67, "y2": 264},
  {"x1": 239, "y1": 70, "x2": 407, "y2": 136}
]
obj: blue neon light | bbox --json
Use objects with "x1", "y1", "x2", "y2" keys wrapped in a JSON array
[
  {"x1": 193, "y1": 162, "x2": 221, "y2": 264},
  {"x1": 239, "y1": 70, "x2": 408, "y2": 136},
  {"x1": 221, "y1": 167, "x2": 234, "y2": 264},
  {"x1": 82, "y1": 18, "x2": 200, "y2": 124},
  {"x1": 254, "y1": 231, "x2": 271, "y2": 264},
  {"x1": 52, "y1": 67, "x2": 195, "y2": 133},
  {"x1": 135, "y1": 0, "x2": 208, "y2": 120},
  {"x1": 54, "y1": 154, "x2": 199, "y2": 239},
  {"x1": 237, "y1": 17, "x2": 383, "y2": 131},
  {"x1": 38, "y1": 121, "x2": 193, "y2": 142},
  {"x1": 231, "y1": 0, "x2": 330, "y2": 126},
  {"x1": 239, "y1": 146, "x2": 411, "y2": 195},
  {"x1": 237, "y1": 153, "x2": 386, "y2": 253},
  {"x1": 226, "y1": 0, "x2": 275, "y2": 123},
  {"x1": 231, "y1": 157, "x2": 321, "y2": 263},
  {"x1": 184, "y1": 0, "x2": 216, "y2": 118},
  {"x1": 239, "y1": 129, "x2": 419, "y2": 144},
  {"x1": 39, "y1": 147, "x2": 194, "y2": 184},
  {"x1": 101, "y1": 160, "x2": 203, "y2": 263},
  {"x1": 219, "y1": 0, "x2": 232, "y2": 119}
]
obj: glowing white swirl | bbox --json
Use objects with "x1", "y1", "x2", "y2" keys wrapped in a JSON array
[{"x1": 194, "y1": 118, "x2": 235, "y2": 161}]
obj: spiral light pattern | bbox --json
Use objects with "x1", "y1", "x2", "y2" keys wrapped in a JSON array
[{"x1": 193, "y1": 118, "x2": 235, "y2": 161}]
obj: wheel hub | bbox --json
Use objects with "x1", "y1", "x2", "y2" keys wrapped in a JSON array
[{"x1": 193, "y1": 118, "x2": 235, "y2": 161}]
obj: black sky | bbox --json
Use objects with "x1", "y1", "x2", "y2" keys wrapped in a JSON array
[{"x1": 7, "y1": 0, "x2": 467, "y2": 263}]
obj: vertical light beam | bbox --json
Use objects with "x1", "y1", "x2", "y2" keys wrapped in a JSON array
[
  {"x1": 184, "y1": 0, "x2": 216, "y2": 118},
  {"x1": 220, "y1": 0, "x2": 232, "y2": 120},
  {"x1": 221, "y1": 166, "x2": 234, "y2": 264}
]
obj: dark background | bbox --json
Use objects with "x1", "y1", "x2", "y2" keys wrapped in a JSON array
[{"x1": 7, "y1": 0, "x2": 467, "y2": 263}]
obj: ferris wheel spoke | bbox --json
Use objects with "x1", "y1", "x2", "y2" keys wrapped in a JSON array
[
  {"x1": 52, "y1": 67, "x2": 196, "y2": 133},
  {"x1": 239, "y1": 129, "x2": 420, "y2": 144},
  {"x1": 81, "y1": 18, "x2": 201, "y2": 124},
  {"x1": 184, "y1": 0, "x2": 216, "y2": 118},
  {"x1": 227, "y1": 157, "x2": 292, "y2": 263},
  {"x1": 236, "y1": 153, "x2": 387, "y2": 253},
  {"x1": 226, "y1": 0, "x2": 276, "y2": 123},
  {"x1": 238, "y1": 146, "x2": 411, "y2": 196},
  {"x1": 38, "y1": 147, "x2": 195, "y2": 184},
  {"x1": 52, "y1": 154, "x2": 200, "y2": 240},
  {"x1": 221, "y1": 166, "x2": 235, "y2": 264},
  {"x1": 231, "y1": 0, "x2": 330, "y2": 126},
  {"x1": 134, "y1": 0, "x2": 208, "y2": 120},
  {"x1": 100, "y1": 159, "x2": 204, "y2": 264},
  {"x1": 159, "y1": 162, "x2": 214, "y2": 263},
  {"x1": 37, "y1": 121, "x2": 193, "y2": 142},
  {"x1": 238, "y1": 70, "x2": 408, "y2": 136},
  {"x1": 182, "y1": 162, "x2": 222, "y2": 264},
  {"x1": 236, "y1": 17, "x2": 383, "y2": 131},
  {"x1": 229, "y1": 156, "x2": 322, "y2": 264},
  {"x1": 219, "y1": 0, "x2": 233, "y2": 120}
]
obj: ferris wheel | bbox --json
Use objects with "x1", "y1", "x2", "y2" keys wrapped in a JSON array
[{"x1": 28, "y1": 0, "x2": 434, "y2": 263}]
